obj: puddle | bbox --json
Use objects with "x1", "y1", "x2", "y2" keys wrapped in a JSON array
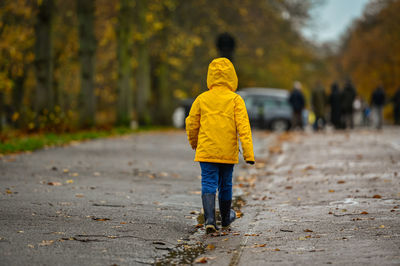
[
  {"x1": 156, "y1": 195, "x2": 246, "y2": 265},
  {"x1": 154, "y1": 242, "x2": 206, "y2": 265}
]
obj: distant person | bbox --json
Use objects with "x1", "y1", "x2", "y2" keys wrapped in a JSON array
[
  {"x1": 216, "y1": 33, "x2": 236, "y2": 62},
  {"x1": 329, "y1": 82, "x2": 342, "y2": 129},
  {"x1": 311, "y1": 82, "x2": 327, "y2": 131},
  {"x1": 289, "y1": 81, "x2": 305, "y2": 130},
  {"x1": 392, "y1": 87, "x2": 400, "y2": 125},
  {"x1": 185, "y1": 58, "x2": 254, "y2": 234},
  {"x1": 371, "y1": 86, "x2": 386, "y2": 129},
  {"x1": 341, "y1": 79, "x2": 356, "y2": 129}
]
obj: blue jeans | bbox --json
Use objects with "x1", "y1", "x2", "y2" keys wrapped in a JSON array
[{"x1": 200, "y1": 162, "x2": 234, "y2": 201}]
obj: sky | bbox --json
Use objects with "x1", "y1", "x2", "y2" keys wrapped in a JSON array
[{"x1": 302, "y1": 0, "x2": 370, "y2": 43}]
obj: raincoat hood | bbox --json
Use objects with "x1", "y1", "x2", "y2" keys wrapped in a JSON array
[{"x1": 207, "y1": 58, "x2": 238, "y2": 92}]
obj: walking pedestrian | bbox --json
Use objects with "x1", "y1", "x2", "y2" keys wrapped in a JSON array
[
  {"x1": 329, "y1": 82, "x2": 341, "y2": 129},
  {"x1": 341, "y1": 79, "x2": 356, "y2": 129},
  {"x1": 392, "y1": 87, "x2": 400, "y2": 125},
  {"x1": 311, "y1": 82, "x2": 327, "y2": 131},
  {"x1": 289, "y1": 81, "x2": 305, "y2": 130},
  {"x1": 185, "y1": 58, "x2": 255, "y2": 234},
  {"x1": 371, "y1": 86, "x2": 386, "y2": 129}
]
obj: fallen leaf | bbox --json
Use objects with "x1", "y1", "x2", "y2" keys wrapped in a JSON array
[
  {"x1": 303, "y1": 165, "x2": 315, "y2": 171},
  {"x1": 379, "y1": 225, "x2": 385, "y2": 228},
  {"x1": 206, "y1": 244, "x2": 215, "y2": 250},
  {"x1": 235, "y1": 211, "x2": 243, "y2": 218},
  {"x1": 147, "y1": 174, "x2": 155, "y2": 179},
  {"x1": 244, "y1": 233, "x2": 259, "y2": 236},
  {"x1": 304, "y1": 229, "x2": 313, "y2": 232},
  {"x1": 372, "y1": 194, "x2": 382, "y2": 199},
  {"x1": 120, "y1": 222, "x2": 126, "y2": 224},
  {"x1": 328, "y1": 190, "x2": 335, "y2": 193},
  {"x1": 305, "y1": 235, "x2": 312, "y2": 238},
  {"x1": 195, "y1": 224, "x2": 203, "y2": 228},
  {"x1": 92, "y1": 217, "x2": 110, "y2": 221},
  {"x1": 39, "y1": 240, "x2": 54, "y2": 246},
  {"x1": 275, "y1": 248, "x2": 281, "y2": 251},
  {"x1": 257, "y1": 244, "x2": 266, "y2": 247},
  {"x1": 93, "y1": 172, "x2": 101, "y2": 176},
  {"x1": 285, "y1": 186, "x2": 293, "y2": 190},
  {"x1": 63, "y1": 169, "x2": 69, "y2": 173},
  {"x1": 75, "y1": 194, "x2": 84, "y2": 198},
  {"x1": 27, "y1": 244, "x2": 34, "y2": 248},
  {"x1": 298, "y1": 237, "x2": 306, "y2": 240},
  {"x1": 233, "y1": 232, "x2": 240, "y2": 236},
  {"x1": 269, "y1": 145, "x2": 282, "y2": 154},
  {"x1": 190, "y1": 210, "x2": 200, "y2": 215},
  {"x1": 159, "y1": 172, "x2": 169, "y2": 177},
  {"x1": 360, "y1": 211, "x2": 369, "y2": 215},
  {"x1": 223, "y1": 238, "x2": 228, "y2": 241},
  {"x1": 189, "y1": 191, "x2": 201, "y2": 195},
  {"x1": 6, "y1": 190, "x2": 12, "y2": 194},
  {"x1": 48, "y1": 182, "x2": 62, "y2": 186},
  {"x1": 337, "y1": 180, "x2": 345, "y2": 184},
  {"x1": 65, "y1": 180, "x2": 74, "y2": 184},
  {"x1": 194, "y1": 257, "x2": 215, "y2": 263},
  {"x1": 71, "y1": 173, "x2": 79, "y2": 177}
]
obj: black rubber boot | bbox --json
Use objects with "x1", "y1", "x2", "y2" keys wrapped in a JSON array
[
  {"x1": 202, "y1": 193, "x2": 219, "y2": 234},
  {"x1": 219, "y1": 199, "x2": 236, "y2": 228}
]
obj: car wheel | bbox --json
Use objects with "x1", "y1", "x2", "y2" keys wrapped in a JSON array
[{"x1": 271, "y1": 119, "x2": 289, "y2": 132}]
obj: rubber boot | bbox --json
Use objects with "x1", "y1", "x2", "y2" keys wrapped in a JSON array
[
  {"x1": 219, "y1": 199, "x2": 236, "y2": 229},
  {"x1": 202, "y1": 193, "x2": 219, "y2": 234}
]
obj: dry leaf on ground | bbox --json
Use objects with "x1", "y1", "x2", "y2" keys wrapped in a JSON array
[{"x1": 48, "y1": 182, "x2": 62, "y2": 186}]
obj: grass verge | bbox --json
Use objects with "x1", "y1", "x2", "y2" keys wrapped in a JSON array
[{"x1": 0, "y1": 126, "x2": 173, "y2": 155}]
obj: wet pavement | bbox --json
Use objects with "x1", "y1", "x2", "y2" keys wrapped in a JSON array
[{"x1": 0, "y1": 128, "x2": 399, "y2": 265}]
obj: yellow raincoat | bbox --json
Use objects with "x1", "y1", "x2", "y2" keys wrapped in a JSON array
[{"x1": 185, "y1": 58, "x2": 254, "y2": 164}]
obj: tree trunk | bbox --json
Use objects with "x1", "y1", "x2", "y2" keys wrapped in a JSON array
[
  {"x1": 135, "y1": 0, "x2": 151, "y2": 125},
  {"x1": 156, "y1": 59, "x2": 171, "y2": 125},
  {"x1": 11, "y1": 69, "x2": 27, "y2": 128},
  {"x1": 34, "y1": 0, "x2": 54, "y2": 117},
  {"x1": 76, "y1": 0, "x2": 96, "y2": 128},
  {"x1": 116, "y1": 0, "x2": 134, "y2": 126}
]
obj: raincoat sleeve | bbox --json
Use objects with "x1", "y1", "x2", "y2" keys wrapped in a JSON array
[
  {"x1": 234, "y1": 95, "x2": 255, "y2": 162},
  {"x1": 185, "y1": 98, "x2": 201, "y2": 149}
]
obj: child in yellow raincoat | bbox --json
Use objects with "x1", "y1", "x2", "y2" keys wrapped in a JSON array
[{"x1": 185, "y1": 57, "x2": 255, "y2": 233}]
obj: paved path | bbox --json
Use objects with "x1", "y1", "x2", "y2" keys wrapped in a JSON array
[
  {"x1": 200, "y1": 128, "x2": 400, "y2": 265},
  {"x1": 1, "y1": 128, "x2": 399, "y2": 265}
]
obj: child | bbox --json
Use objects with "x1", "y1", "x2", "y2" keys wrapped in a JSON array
[{"x1": 185, "y1": 57, "x2": 255, "y2": 234}]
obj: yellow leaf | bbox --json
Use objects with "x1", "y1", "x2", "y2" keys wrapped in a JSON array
[
  {"x1": 66, "y1": 180, "x2": 74, "y2": 184},
  {"x1": 206, "y1": 244, "x2": 215, "y2": 250}
]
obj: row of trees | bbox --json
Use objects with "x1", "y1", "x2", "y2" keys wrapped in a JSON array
[
  {"x1": 330, "y1": 0, "x2": 400, "y2": 103},
  {"x1": 0, "y1": 0, "x2": 323, "y2": 132}
]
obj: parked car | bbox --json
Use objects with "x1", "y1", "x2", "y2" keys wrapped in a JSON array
[
  {"x1": 172, "y1": 87, "x2": 292, "y2": 131},
  {"x1": 238, "y1": 88, "x2": 292, "y2": 131}
]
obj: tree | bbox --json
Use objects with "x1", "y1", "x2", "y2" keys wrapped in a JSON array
[
  {"x1": 76, "y1": 0, "x2": 97, "y2": 128},
  {"x1": 116, "y1": 0, "x2": 134, "y2": 126},
  {"x1": 34, "y1": 0, "x2": 55, "y2": 119},
  {"x1": 135, "y1": 0, "x2": 151, "y2": 125}
]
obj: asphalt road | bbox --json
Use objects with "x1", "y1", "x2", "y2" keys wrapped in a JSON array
[{"x1": 1, "y1": 128, "x2": 399, "y2": 265}]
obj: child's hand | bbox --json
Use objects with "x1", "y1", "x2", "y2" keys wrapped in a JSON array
[{"x1": 246, "y1": 161, "x2": 255, "y2": 165}]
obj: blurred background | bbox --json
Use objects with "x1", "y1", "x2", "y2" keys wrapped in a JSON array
[{"x1": 0, "y1": 0, "x2": 399, "y2": 134}]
